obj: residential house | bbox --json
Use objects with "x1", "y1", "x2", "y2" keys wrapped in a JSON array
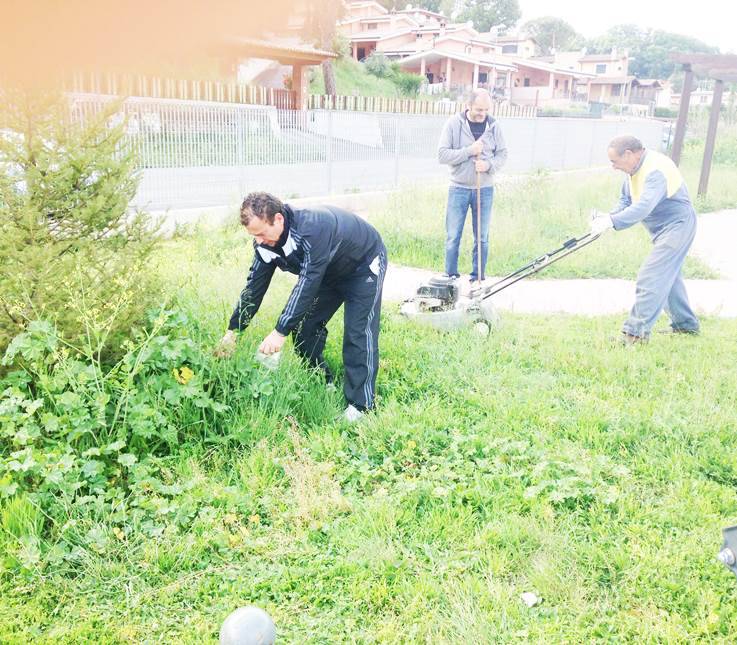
[
  {"x1": 670, "y1": 86, "x2": 729, "y2": 109},
  {"x1": 507, "y1": 57, "x2": 593, "y2": 106},
  {"x1": 337, "y1": 3, "x2": 641, "y2": 108},
  {"x1": 337, "y1": 2, "x2": 515, "y2": 95},
  {"x1": 492, "y1": 34, "x2": 538, "y2": 58},
  {"x1": 578, "y1": 49, "x2": 632, "y2": 104},
  {"x1": 630, "y1": 79, "x2": 671, "y2": 108}
]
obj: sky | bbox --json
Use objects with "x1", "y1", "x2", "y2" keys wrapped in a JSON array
[{"x1": 518, "y1": 0, "x2": 737, "y2": 53}]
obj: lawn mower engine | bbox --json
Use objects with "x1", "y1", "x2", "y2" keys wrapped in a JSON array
[
  {"x1": 412, "y1": 274, "x2": 461, "y2": 312},
  {"x1": 400, "y1": 274, "x2": 498, "y2": 333}
]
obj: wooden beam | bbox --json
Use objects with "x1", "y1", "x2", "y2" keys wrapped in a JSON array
[
  {"x1": 671, "y1": 65, "x2": 693, "y2": 166},
  {"x1": 671, "y1": 53, "x2": 737, "y2": 68},
  {"x1": 698, "y1": 79, "x2": 725, "y2": 197}
]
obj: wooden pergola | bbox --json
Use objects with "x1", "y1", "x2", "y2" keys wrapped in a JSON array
[
  {"x1": 670, "y1": 53, "x2": 737, "y2": 196},
  {"x1": 220, "y1": 37, "x2": 337, "y2": 110}
]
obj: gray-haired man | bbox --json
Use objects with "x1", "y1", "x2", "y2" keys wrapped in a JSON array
[{"x1": 590, "y1": 135, "x2": 700, "y2": 344}]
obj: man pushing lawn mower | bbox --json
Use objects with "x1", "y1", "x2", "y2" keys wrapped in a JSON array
[
  {"x1": 403, "y1": 134, "x2": 701, "y2": 339},
  {"x1": 590, "y1": 135, "x2": 700, "y2": 345}
]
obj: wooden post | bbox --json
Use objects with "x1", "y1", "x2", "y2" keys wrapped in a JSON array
[
  {"x1": 698, "y1": 78, "x2": 724, "y2": 197},
  {"x1": 671, "y1": 65, "x2": 694, "y2": 165}
]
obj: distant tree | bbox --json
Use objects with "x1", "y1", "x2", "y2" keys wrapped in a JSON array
[
  {"x1": 418, "y1": 0, "x2": 442, "y2": 12},
  {"x1": 522, "y1": 16, "x2": 581, "y2": 55},
  {"x1": 304, "y1": 0, "x2": 345, "y2": 96},
  {"x1": 457, "y1": 0, "x2": 521, "y2": 33},
  {"x1": 638, "y1": 31, "x2": 718, "y2": 79},
  {"x1": 585, "y1": 24, "x2": 718, "y2": 79},
  {"x1": 585, "y1": 24, "x2": 647, "y2": 56}
]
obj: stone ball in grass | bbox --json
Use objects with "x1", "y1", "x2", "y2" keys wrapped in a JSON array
[{"x1": 219, "y1": 606, "x2": 276, "y2": 645}]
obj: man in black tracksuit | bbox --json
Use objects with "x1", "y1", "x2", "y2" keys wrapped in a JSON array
[{"x1": 216, "y1": 192, "x2": 387, "y2": 421}]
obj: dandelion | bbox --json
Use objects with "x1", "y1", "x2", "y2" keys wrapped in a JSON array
[
  {"x1": 248, "y1": 514, "x2": 261, "y2": 526},
  {"x1": 172, "y1": 366, "x2": 194, "y2": 385},
  {"x1": 113, "y1": 526, "x2": 125, "y2": 541}
]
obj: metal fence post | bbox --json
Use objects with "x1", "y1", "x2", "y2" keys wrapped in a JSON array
[
  {"x1": 394, "y1": 114, "x2": 400, "y2": 188},
  {"x1": 236, "y1": 107, "x2": 246, "y2": 195},
  {"x1": 326, "y1": 110, "x2": 333, "y2": 194}
]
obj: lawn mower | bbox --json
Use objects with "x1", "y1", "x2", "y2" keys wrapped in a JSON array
[{"x1": 400, "y1": 231, "x2": 601, "y2": 333}]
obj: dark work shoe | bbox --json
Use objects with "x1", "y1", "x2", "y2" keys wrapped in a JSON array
[
  {"x1": 657, "y1": 327, "x2": 700, "y2": 336},
  {"x1": 616, "y1": 332, "x2": 649, "y2": 346}
]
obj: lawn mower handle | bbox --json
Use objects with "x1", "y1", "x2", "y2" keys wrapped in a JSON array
[{"x1": 473, "y1": 231, "x2": 601, "y2": 302}]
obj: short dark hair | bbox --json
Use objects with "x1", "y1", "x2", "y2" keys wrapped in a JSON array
[
  {"x1": 240, "y1": 192, "x2": 284, "y2": 226},
  {"x1": 608, "y1": 135, "x2": 643, "y2": 157}
]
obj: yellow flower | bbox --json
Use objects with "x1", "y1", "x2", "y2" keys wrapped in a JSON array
[
  {"x1": 113, "y1": 527, "x2": 125, "y2": 541},
  {"x1": 248, "y1": 514, "x2": 261, "y2": 526},
  {"x1": 223, "y1": 513, "x2": 238, "y2": 526},
  {"x1": 172, "y1": 366, "x2": 194, "y2": 385}
]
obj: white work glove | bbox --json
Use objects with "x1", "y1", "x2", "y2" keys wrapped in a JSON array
[{"x1": 590, "y1": 210, "x2": 614, "y2": 236}]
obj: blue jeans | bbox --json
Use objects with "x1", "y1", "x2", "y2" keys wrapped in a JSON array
[
  {"x1": 445, "y1": 185, "x2": 494, "y2": 280},
  {"x1": 622, "y1": 216, "x2": 700, "y2": 338}
]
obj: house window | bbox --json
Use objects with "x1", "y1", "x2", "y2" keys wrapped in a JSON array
[
  {"x1": 502, "y1": 44, "x2": 518, "y2": 54},
  {"x1": 478, "y1": 72, "x2": 488, "y2": 83},
  {"x1": 367, "y1": 23, "x2": 377, "y2": 30},
  {"x1": 595, "y1": 63, "x2": 606, "y2": 74},
  {"x1": 357, "y1": 47, "x2": 366, "y2": 60},
  {"x1": 523, "y1": 77, "x2": 530, "y2": 87},
  {"x1": 555, "y1": 79, "x2": 559, "y2": 88}
]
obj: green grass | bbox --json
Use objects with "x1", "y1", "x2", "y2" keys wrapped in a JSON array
[
  {"x1": 2, "y1": 169, "x2": 737, "y2": 642},
  {"x1": 310, "y1": 58, "x2": 402, "y2": 98},
  {"x1": 3, "y1": 207, "x2": 737, "y2": 642},
  {"x1": 368, "y1": 169, "x2": 724, "y2": 279},
  {"x1": 3, "y1": 307, "x2": 737, "y2": 641}
]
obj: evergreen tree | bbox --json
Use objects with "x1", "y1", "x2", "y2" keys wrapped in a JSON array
[{"x1": 0, "y1": 90, "x2": 160, "y2": 354}]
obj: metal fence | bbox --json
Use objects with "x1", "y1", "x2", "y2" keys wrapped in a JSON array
[
  {"x1": 308, "y1": 93, "x2": 536, "y2": 117},
  {"x1": 69, "y1": 94, "x2": 667, "y2": 211}
]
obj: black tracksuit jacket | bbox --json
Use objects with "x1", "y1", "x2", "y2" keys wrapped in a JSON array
[{"x1": 228, "y1": 204, "x2": 384, "y2": 335}]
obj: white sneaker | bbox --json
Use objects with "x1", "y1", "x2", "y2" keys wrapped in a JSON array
[{"x1": 343, "y1": 404, "x2": 364, "y2": 423}]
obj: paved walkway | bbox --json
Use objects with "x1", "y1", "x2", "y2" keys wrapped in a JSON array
[{"x1": 383, "y1": 209, "x2": 737, "y2": 318}]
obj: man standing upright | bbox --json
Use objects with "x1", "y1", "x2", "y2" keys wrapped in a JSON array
[
  {"x1": 215, "y1": 192, "x2": 387, "y2": 421},
  {"x1": 438, "y1": 88, "x2": 507, "y2": 285},
  {"x1": 590, "y1": 135, "x2": 700, "y2": 344}
]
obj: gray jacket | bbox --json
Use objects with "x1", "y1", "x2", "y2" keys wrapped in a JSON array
[{"x1": 437, "y1": 111, "x2": 508, "y2": 188}]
